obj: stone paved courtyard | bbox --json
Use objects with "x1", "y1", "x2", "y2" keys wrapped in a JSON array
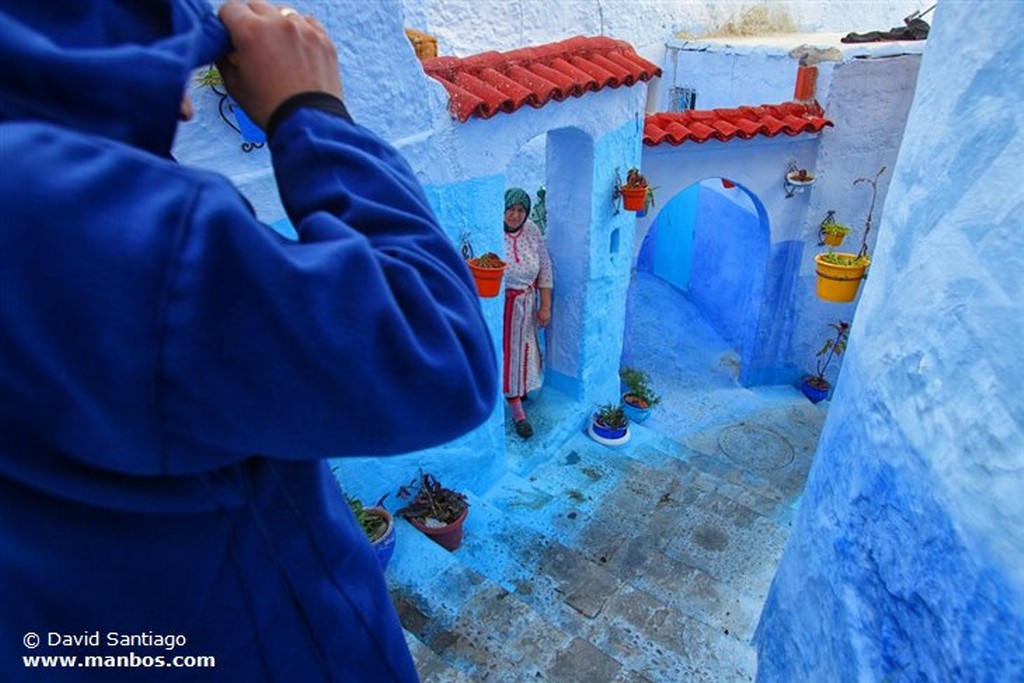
[{"x1": 386, "y1": 272, "x2": 827, "y2": 681}]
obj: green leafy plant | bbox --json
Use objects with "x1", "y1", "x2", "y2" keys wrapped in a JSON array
[
  {"x1": 623, "y1": 168, "x2": 648, "y2": 189},
  {"x1": 619, "y1": 367, "x2": 661, "y2": 410},
  {"x1": 821, "y1": 221, "x2": 851, "y2": 238},
  {"x1": 818, "y1": 251, "x2": 869, "y2": 267},
  {"x1": 194, "y1": 65, "x2": 223, "y2": 90},
  {"x1": 807, "y1": 320, "x2": 850, "y2": 389},
  {"x1": 395, "y1": 472, "x2": 468, "y2": 526},
  {"x1": 643, "y1": 186, "x2": 658, "y2": 211},
  {"x1": 345, "y1": 495, "x2": 388, "y2": 543},
  {"x1": 467, "y1": 252, "x2": 505, "y2": 269},
  {"x1": 595, "y1": 402, "x2": 629, "y2": 430}
]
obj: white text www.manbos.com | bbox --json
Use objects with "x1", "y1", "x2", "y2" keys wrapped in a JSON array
[{"x1": 24, "y1": 652, "x2": 215, "y2": 669}]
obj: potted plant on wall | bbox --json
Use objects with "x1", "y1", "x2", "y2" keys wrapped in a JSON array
[
  {"x1": 618, "y1": 168, "x2": 649, "y2": 212},
  {"x1": 814, "y1": 167, "x2": 886, "y2": 303},
  {"x1": 465, "y1": 251, "x2": 507, "y2": 298},
  {"x1": 801, "y1": 319, "x2": 850, "y2": 403},
  {"x1": 619, "y1": 367, "x2": 661, "y2": 423},
  {"x1": 588, "y1": 402, "x2": 631, "y2": 446},
  {"x1": 395, "y1": 472, "x2": 469, "y2": 551},
  {"x1": 346, "y1": 494, "x2": 396, "y2": 571},
  {"x1": 817, "y1": 210, "x2": 852, "y2": 247},
  {"x1": 635, "y1": 185, "x2": 657, "y2": 218},
  {"x1": 194, "y1": 65, "x2": 266, "y2": 152},
  {"x1": 784, "y1": 167, "x2": 816, "y2": 197}
]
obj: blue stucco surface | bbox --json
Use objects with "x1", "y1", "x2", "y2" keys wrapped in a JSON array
[{"x1": 754, "y1": 2, "x2": 1024, "y2": 679}]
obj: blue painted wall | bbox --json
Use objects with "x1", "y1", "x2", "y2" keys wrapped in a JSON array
[
  {"x1": 755, "y1": 2, "x2": 1024, "y2": 678},
  {"x1": 640, "y1": 184, "x2": 698, "y2": 291},
  {"x1": 689, "y1": 185, "x2": 765, "y2": 356}
]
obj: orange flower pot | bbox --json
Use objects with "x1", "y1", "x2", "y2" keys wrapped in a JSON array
[
  {"x1": 822, "y1": 232, "x2": 844, "y2": 247},
  {"x1": 466, "y1": 259, "x2": 506, "y2": 298},
  {"x1": 620, "y1": 186, "x2": 647, "y2": 212}
]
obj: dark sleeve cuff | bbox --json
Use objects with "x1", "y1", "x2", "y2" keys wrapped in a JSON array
[{"x1": 266, "y1": 92, "x2": 352, "y2": 140}]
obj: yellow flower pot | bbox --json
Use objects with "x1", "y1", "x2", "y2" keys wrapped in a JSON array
[
  {"x1": 814, "y1": 253, "x2": 870, "y2": 303},
  {"x1": 822, "y1": 232, "x2": 844, "y2": 247}
]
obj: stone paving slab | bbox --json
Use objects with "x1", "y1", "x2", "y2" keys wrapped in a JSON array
[
  {"x1": 582, "y1": 583, "x2": 756, "y2": 682},
  {"x1": 403, "y1": 631, "x2": 473, "y2": 683}
]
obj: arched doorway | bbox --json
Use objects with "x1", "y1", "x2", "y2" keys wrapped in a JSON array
[
  {"x1": 502, "y1": 127, "x2": 595, "y2": 468},
  {"x1": 629, "y1": 178, "x2": 770, "y2": 386}
]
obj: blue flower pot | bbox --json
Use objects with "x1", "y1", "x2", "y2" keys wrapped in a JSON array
[
  {"x1": 800, "y1": 377, "x2": 830, "y2": 404},
  {"x1": 367, "y1": 507, "x2": 396, "y2": 571},
  {"x1": 621, "y1": 395, "x2": 652, "y2": 423},
  {"x1": 592, "y1": 418, "x2": 627, "y2": 440},
  {"x1": 228, "y1": 98, "x2": 266, "y2": 144}
]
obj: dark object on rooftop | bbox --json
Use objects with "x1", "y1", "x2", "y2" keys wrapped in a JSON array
[
  {"x1": 842, "y1": 4, "x2": 934, "y2": 44},
  {"x1": 842, "y1": 18, "x2": 930, "y2": 43}
]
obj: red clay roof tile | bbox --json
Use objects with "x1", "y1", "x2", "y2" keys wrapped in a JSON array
[
  {"x1": 644, "y1": 102, "x2": 833, "y2": 146},
  {"x1": 422, "y1": 36, "x2": 662, "y2": 122}
]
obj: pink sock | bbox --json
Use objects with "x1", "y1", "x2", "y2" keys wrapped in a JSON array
[{"x1": 507, "y1": 397, "x2": 527, "y2": 422}]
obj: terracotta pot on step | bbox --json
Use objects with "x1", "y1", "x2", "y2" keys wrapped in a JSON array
[{"x1": 407, "y1": 508, "x2": 469, "y2": 551}]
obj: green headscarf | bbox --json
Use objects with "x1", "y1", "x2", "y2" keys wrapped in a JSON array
[{"x1": 504, "y1": 187, "x2": 531, "y2": 216}]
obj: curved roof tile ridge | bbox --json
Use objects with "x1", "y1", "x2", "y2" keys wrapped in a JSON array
[
  {"x1": 421, "y1": 35, "x2": 662, "y2": 122},
  {"x1": 643, "y1": 102, "x2": 833, "y2": 146}
]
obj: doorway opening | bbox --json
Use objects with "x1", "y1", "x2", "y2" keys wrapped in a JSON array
[{"x1": 626, "y1": 178, "x2": 770, "y2": 387}]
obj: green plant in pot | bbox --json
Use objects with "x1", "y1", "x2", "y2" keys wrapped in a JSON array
[
  {"x1": 395, "y1": 472, "x2": 469, "y2": 551},
  {"x1": 814, "y1": 166, "x2": 886, "y2": 303},
  {"x1": 619, "y1": 367, "x2": 661, "y2": 423},
  {"x1": 193, "y1": 64, "x2": 266, "y2": 150},
  {"x1": 801, "y1": 319, "x2": 850, "y2": 403},
  {"x1": 619, "y1": 168, "x2": 649, "y2": 212},
  {"x1": 343, "y1": 492, "x2": 396, "y2": 571},
  {"x1": 818, "y1": 210, "x2": 852, "y2": 247},
  {"x1": 589, "y1": 402, "x2": 630, "y2": 445}
]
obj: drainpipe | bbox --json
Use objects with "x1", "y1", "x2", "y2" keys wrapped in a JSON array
[{"x1": 794, "y1": 64, "x2": 818, "y2": 102}]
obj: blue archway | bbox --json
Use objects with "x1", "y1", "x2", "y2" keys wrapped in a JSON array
[{"x1": 635, "y1": 178, "x2": 770, "y2": 386}]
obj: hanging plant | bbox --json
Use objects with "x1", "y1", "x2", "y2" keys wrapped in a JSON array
[
  {"x1": 818, "y1": 210, "x2": 853, "y2": 247},
  {"x1": 193, "y1": 65, "x2": 266, "y2": 152},
  {"x1": 618, "y1": 168, "x2": 649, "y2": 212},
  {"x1": 465, "y1": 251, "x2": 507, "y2": 298},
  {"x1": 814, "y1": 166, "x2": 886, "y2": 303}
]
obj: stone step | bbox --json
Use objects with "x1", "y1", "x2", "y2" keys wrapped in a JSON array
[
  {"x1": 385, "y1": 407, "x2": 819, "y2": 682},
  {"x1": 480, "y1": 432, "x2": 778, "y2": 643},
  {"x1": 387, "y1": 516, "x2": 580, "y2": 681},
  {"x1": 388, "y1": 487, "x2": 757, "y2": 681}
]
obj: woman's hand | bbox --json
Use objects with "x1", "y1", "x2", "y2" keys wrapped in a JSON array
[
  {"x1": 536, "y1": 305, "x2": 551, "y2": 327},
  {"x1": 216, "y1": 0, "x2": 344, "y2": 129},
  {"x1": 537, "y1": 287, "x2": 552, "y2": 327}
]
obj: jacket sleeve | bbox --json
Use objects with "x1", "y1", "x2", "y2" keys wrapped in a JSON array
[{"x1": 159, "y1": 103, "x2": 497, "y2": 467}]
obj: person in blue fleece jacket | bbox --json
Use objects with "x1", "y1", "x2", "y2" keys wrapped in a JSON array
[{"x1": 0, "y1": 1, "x2": 497, "y2": 680}]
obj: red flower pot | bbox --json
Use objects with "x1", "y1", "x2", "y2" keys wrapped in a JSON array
[
  {"x1": 620, "y1": 186, "x2": 647, "y2": 211},
  {"x1": 407, "y1": 508, "x2": 468, "y2": 551},
  {"x1": 467, "y1": 260, "x2": 506, "y2": 298}
]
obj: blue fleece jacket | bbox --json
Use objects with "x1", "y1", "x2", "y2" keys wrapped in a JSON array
[{"x1": 0, "y1": 1, "x2": 497, "y2": 680}]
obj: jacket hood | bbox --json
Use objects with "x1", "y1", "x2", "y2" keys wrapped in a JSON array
[{"x1": 0, "y1": 0, "x2": 229, "y2": 155}]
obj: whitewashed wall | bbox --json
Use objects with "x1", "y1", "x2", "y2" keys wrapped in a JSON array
[{"x1": 400, "y1": 0, "x2": 928, "y2": 65}]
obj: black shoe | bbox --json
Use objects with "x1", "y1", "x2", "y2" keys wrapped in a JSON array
[{"x1": 514, "y1": 419, "x2": 534, "y2": 439}]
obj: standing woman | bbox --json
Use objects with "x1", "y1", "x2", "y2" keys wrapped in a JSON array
[{"x1": 502, "y1": 188, "x2": 553, "y2": 438}]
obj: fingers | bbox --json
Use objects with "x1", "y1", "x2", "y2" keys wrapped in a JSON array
[{"x1": 215, "y1": 0, "x2": 343, "y2": 129}]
